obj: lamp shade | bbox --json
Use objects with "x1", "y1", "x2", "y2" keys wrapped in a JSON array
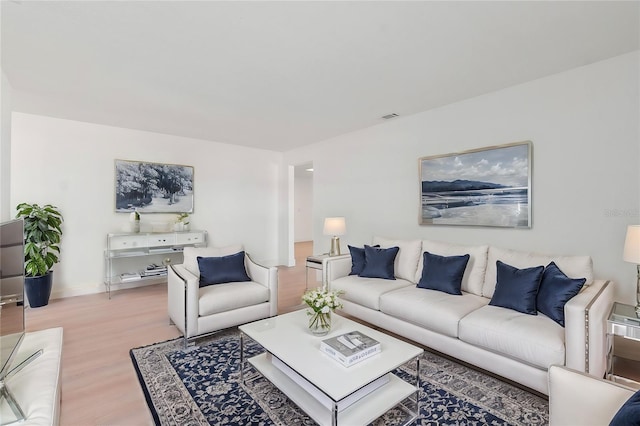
[
  {"x1": 623, "y1": 225, "x2": 640, "y2": 264},
  {"x1": 323, "y1": 217, "x2": 346, "y2": 236}
]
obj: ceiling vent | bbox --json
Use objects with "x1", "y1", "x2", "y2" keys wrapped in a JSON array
[{"x1": 381, "y1": 113, "x2": 399, "y2": 120}]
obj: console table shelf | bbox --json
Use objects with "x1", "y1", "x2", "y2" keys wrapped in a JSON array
[{"x1": 104, "y1": 230, "x2": 207, "y2": 298}]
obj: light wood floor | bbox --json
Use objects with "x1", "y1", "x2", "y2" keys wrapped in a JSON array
[{"x1": 25, "y1": 241, "x2": 318, "y2": 426}]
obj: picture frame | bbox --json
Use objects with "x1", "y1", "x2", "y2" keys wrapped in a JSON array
[
  {"x1": 419, "y1": 141, "x2": 531, "y2": 228},
  {"x1": 115, "y1": 159, "x2": 194, "y2": 213}
]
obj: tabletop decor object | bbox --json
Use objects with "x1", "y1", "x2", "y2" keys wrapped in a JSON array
[
  {"x1": 323, "y1": 217, "x2": 346, "y2": 256},
  {"x1": 302, "y1": 287, "x2": 343, "y2": 336}
]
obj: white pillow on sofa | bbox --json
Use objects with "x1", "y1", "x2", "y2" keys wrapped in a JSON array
[
  {"x1": 415, "y1": 240, "x2": 489, "y2": 296},
  {"x1": 372, "y1": 237, "x2": 422, "y2": 282},
  {"x1": 183, "y1": 244, "x2": 244, "y2": 277},
  {"x1": 482, "y1": 246, "x2": 593, "y2": 298}
]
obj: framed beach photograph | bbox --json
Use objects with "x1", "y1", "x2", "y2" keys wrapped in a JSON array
[
  {"x1": 115, "y1": 159, "x2": 194, "y2": 213},
  {"x1": 419, "y1": 141, "x2": 531, "y2": 228}
]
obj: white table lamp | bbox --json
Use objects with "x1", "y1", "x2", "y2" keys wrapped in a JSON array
[
  {"x1": 623, "y1": 225, "x2": 640, "y2": 313},
  {"x1": 323, "y1": 217, "x2": 346, "y2": 256}
]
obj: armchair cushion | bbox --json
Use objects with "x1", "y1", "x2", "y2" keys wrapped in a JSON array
[
  {"x1": 199, "y1": 281, "x2": 270, "y2": 316},
  {"x1": 197, "y1": 251, "x2": 251, "y2": 287}
]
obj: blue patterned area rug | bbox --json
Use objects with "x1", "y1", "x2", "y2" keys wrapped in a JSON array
[{"x1": 130, "y1": 329, "x2": 548, "y2": 426}]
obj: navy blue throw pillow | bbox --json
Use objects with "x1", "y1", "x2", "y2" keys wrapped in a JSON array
[
  {"x1": 489, "y1": 260, "x2": 544, "y2": 315},
  {"x1": 610, "y1": 389, "x2": 640, "y2": 426},
  {"x1": 348, "y1": 244, "x2": 379, "y2": 276},
  {"x1": 537, "y1": 261, "x2": 586, "y2": 327},
  {"x1": 197, "y1": 251, "x2": 251, "y2": 287},
  {"x1": 359, "y1": 245, "x2": 399, "y2": 280},
  {"x1": 417, "y1": 252, "x2": 470, "y2": 295}
]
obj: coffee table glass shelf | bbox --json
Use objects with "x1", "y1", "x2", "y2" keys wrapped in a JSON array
[{"x1": 239, "y1": 310, "x2": 423, "y2": 426}]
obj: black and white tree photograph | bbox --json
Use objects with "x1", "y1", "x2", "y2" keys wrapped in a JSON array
[{"x1": 115, "y1": 160, "x2": 194, "y2": 213}]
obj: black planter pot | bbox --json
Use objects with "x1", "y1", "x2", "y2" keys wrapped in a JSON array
[{"x1": 25, "y1": 271, "x2": 53, "y2": 308}]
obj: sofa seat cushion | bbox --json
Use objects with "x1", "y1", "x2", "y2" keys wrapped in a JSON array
[
  {"x1": 331, "y1": 275, "x2": 413, "y2": 310},
  {"x1": 459, "y1": 305, "x2": 565, "y2": 369},
  {"x1": 198, "y1": 281, "x2": 269, "y2": 316},
  {"x1": 379, "y1": 286, "x2": 488, "y2": 338}
]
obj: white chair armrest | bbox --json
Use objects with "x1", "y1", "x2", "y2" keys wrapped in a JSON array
[
  {"x1": 245, "y1": 254, "x2": 278, "y2": 316},
  {"x1": 549, "y1": 365, "x2": 634, "y2": 426},
  {"x1": 564, "y1": 280, "x2": 613, "y2": 376},
  {"x1": 325, "y1": 256, "x2": 352, "y2": 289},
  {"x1": 168, "y1": 264, "x2": 200, "y2": 338}
]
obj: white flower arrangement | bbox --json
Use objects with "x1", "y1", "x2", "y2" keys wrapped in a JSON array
[
  {"x1": 302, "y1": 287, "x2": 344, "y2": 334},
  {"x1": 302, "y1": 287, "x2": 343, "y2": 314}
]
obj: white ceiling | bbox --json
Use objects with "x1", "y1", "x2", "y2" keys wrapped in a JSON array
[{"x1": 2, "y1": 1, "x2": 638, "y2": 152}]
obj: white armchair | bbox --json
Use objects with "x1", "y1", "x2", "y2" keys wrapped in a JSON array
[
  {"x1": 548, "y1": 365, "x2": 636, "y2": 425},
  {"x1": 168, "y1": 244, "x2": 278, "y2": 345}
]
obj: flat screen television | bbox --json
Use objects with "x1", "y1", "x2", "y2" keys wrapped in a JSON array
[{"x1": 0, "y1": 218, "x2": 39, "y2": 422}]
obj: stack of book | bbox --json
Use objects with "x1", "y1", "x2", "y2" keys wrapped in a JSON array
[
  {"x1": 320, "y1": 331, "x2": 381, "y2": 367},
  {"x1": 119, "y1": 272, "x2": 141, "y2": 282},
  {"x1": 142, "y1": 264, "x2": 168, "y2": 277}
]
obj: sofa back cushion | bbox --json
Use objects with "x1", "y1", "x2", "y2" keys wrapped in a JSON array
[
  {"x1": 372, "y1": 237, "x2": 422, "y2": 282},
  {"x1": 482, "y1": 246, "x2": 593, "y2": 298},
  {"x1": 415, "y1": 240, "x2": 489, "y2": 296},
  {"x1": 183, "y1": 244, "x2": 244, "y2": 277}
]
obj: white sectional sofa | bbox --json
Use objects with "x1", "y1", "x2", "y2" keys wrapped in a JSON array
[{"x1": 326, "y1": 237, "x2": 613, "y2": 395}]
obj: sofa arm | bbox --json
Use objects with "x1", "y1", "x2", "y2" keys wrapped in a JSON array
[
  {"x1": 325, "y1": 255, "x2": 352, "y2": 288},
  {"x1": 168, "y1": 264, "x2": 200, "y2": 339},
  {"x1": 245, "y1": 254, "x2": 278, "y2": 316},
  {"x1": 549, "y1": 365, "x2": 634, "y2": 426},
  {"x1": 564, "y1": 279, "x2": 613, "y2": 376}
]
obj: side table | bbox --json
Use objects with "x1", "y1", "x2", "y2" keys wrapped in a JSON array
[
  {"x1": 607, "y1": 302, "x2": 640, "y2": 387},
  {"x1": 305, "y1": 254, "x2": 350, "y2": 290}
]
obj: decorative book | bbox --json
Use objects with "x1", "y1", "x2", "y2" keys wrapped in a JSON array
[
  {"x1": 320, "y1": 331, "x2": 381, "y2": 367},
  {"x1": 119, "y1": 272, "x2": 141, "y2": 282}
]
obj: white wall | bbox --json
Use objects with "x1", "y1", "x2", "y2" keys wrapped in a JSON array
[
  {"x1": 294, "y1": 172, "x2": 313, "y2": 242},
  {"x1": 1, "y1": 70, "x2": 12, "y2": 221},
  {"x1": 284, "y1": 51, "x2": 640, "y2": 304},
  {"x1": 10, "y1": 113, "x2": 281, "y2": 298}
]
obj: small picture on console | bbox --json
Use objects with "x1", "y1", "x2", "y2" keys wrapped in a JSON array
[
  {"x1": 419, "y1": 141, "x2": 531, "y2": 228},
  {"x1": 115, "y1": 159, "x2": 194, "y2": 213}
]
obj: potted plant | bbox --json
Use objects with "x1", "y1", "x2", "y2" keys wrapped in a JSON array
[
  {"x1": 174, "y1": 213, "x2": 190, "y2": 231},
  {"x1": 15, "y1": 203, "x2": 63, "y2": 307}
]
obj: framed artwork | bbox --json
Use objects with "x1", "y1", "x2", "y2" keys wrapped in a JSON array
[
  {"x1": 115, "y1": 159, "x2": 194, "y2": 213},
  {"x1": 419, "y1": 141, "x2": 531, "y2": 228}
]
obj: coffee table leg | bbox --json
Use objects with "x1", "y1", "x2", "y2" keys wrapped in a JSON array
[
  {"x1": 332, "y1": 401, "x2": 338, "y2": 426},
  {"x1": 415, "y1": 356, "x2": 421, "y2": 420},
  {"x1": 240, "y1": 332, "x2": 245, "y2": 385}
]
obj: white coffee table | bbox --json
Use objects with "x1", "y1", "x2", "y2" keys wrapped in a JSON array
[{"x1": 239, "y1": 310, "x2": 423, "y2": 426}]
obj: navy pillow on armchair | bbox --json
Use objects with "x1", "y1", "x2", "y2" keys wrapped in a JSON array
[
  {"x1": 359, "y1": 245, "x2": 399, "y2": 280},
  {"x1": 417, "y1": 251, "x2": 470, "y2": 295},
  {"x1": 197, "y1": 251, "x2": 251, "y2": 287},
  {"x1": 610, "y1": 389, "x2": 640, "y2": 426},
  {"x1": 489, "y1": 260, "x2": 544, "y2": 315}
]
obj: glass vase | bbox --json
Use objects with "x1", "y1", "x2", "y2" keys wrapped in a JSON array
[{"x1": 308, "y1": 309, "x2": 331, "y2": 336}]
